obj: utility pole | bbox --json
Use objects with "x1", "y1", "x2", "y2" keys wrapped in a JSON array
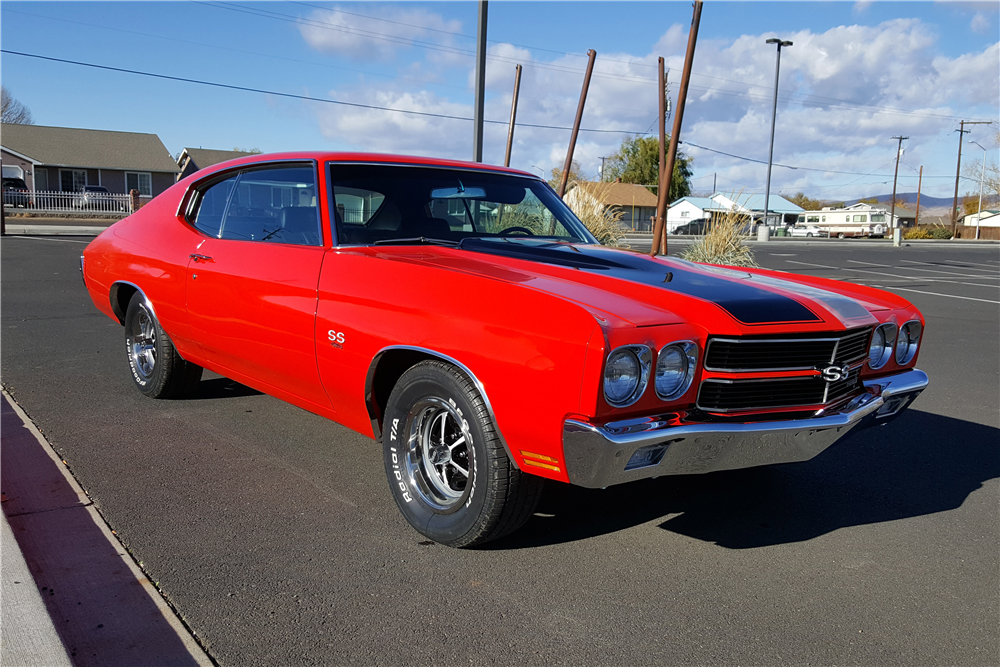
[
  {"x1": 558, "y1": 49, "x2": 597, "y2": 198},
  {"x1": 915, "y1": 166, "x2": 923, "y2": 228},
  {"x1": 951, "y1": 120, "x2": 992, "y2": 233},
  {"x1": 472, "y1": 1, "x2": 488, "y2": 163},
  {"x1": 890, "y1": 135, "x2": 908, "y2": 232},
  {"x1": 599, "y1": 156, "x2": 607, "y2": 182}
]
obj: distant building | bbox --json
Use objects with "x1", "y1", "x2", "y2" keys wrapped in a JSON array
[
  {"x1": 564, "y1": 180, "x2": 660, "y2": 231},
  {"x1": 960, "y1": 209, "x2": 1000, "y2": 227},
  {"x1": 176, "y1": 148, "x2": 257, "y2": 181},
  {"x1": 666, "y1": 193, "x2": 803, "y2": 231},
  {"x1": 0, "y1": 123, "x2": 179, "y2": 201}
]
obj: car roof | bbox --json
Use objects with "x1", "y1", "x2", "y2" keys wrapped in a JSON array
[{"x1": 191, "y1": 151, "x2": 539, "y2": 181}]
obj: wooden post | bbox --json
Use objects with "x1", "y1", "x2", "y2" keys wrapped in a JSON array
[
  {"x1": 651, "y1": 0, "x2": 703, "y2": 256},
  {"x1": 558, "y1": 49, "x2": 597, "y2": 198},
  {"x1": 504, "y1": 64, "x2": 522, "y2": 168}
]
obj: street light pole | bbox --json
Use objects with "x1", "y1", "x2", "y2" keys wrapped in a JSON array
[
  {"x1": 970, "y1": 140, "x2": 987, "y2": 240},
  {"x1": 889, "y1": 135, "x2": 908, "y2": 233},
  {"x1": 763, "y1": 38, "x2": 792, "y2": 231}
]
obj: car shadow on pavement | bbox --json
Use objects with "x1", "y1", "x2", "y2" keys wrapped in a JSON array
[
  {"x1": 487, "y1": 410, "x2": 999, "y2": 550},
  {"x1": 184, "y1": 377, "x2": 263, "y2": 400}
]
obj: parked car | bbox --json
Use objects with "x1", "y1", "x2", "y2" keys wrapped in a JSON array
[
  {"x1": 3, "y1": 177, "x2": 32, "y2": 208},
  {"x1": 671, "y1": 218, "x2": 709, "y2": 235},
  {"x1": 789, "y1": 224, "x2": 829, "y2": 238},
  {"x1": 73, "y1": 185, "x2": 122, "y2": 210},
  {"x1": 81, "y1": 152, "x2": 929, "y2": 547}
]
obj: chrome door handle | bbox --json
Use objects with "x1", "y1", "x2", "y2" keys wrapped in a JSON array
[{"x1": 189, "y1": 254, "x2": 214, "y2": 262}]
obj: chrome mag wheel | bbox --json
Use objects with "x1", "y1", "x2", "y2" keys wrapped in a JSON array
[
  {"x1": 404, "y1": 397, "x2": 473, "y2": 511},
  {"x1": 130, "y1": 304, "x2": 157, "y2": 379}
]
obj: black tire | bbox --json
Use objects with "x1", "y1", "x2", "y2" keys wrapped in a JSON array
[
  {"x1": 124, "y1": 292, "x2": 203, "y2": 398},
  {"x1": 382, "y1": 360, "x2": 543, "y2": 547}
]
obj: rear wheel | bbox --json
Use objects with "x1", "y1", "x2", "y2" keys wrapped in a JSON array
[
  {"x1": 382, "y1": 360, "x2": 543, "y2": 547},
  {"x1": 124, "y1": 292, "x2": 202, "y2": 398}
]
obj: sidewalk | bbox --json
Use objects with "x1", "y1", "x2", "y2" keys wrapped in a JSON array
[
  {"x1": 2, "y1": 216, "x2": 112, "y2": 236},
  {"x1": 0, "y1": 391, "x2": 213, "y2": 667}
]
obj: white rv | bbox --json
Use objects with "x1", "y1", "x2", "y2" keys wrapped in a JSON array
[{"x1": 796, "y1": 203, "x2": 896, "y2": 238}]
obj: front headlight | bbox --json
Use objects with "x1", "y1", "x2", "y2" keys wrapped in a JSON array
[
  {"x1": 603, "y1": 345, "x2": 651, "y2": 407},
  {"x1": 868, "y1": 323, "x2": 896, "y2": 369},
  {"x1": 655, "y1": 341, "x2": 698, "y2": 400},
  {"x1": 894, "y1": 320, "x2": 922, "y2": 365}
]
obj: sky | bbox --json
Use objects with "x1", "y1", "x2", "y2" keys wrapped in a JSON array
[{"x1": 1, "y1": 1, "x2": 998, "y2": 202}]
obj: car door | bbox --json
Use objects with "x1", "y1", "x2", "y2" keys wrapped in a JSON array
[{"x1": 184, "y1": 162, "x2": 330, "y2": 410}]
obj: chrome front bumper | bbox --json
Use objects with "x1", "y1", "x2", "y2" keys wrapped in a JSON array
[{"x1": 562, "y1": 369, "x2": 928, "y2": 488}]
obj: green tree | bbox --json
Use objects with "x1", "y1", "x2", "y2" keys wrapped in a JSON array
[
  {"x1": 603, "y1": 135, "x2": 692, "y2": 202},
  {"x1": 548, "y1": 159, "x2": 585, "y2": 190},
  {"x1": 786, "y1": 192, "x2": 824, "y2": 211}
]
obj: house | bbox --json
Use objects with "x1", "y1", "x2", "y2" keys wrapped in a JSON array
[
  {"x1": 665, "y1": 196, "x2": 723, "y2": 232},
  {"x1": 564, "y1": 180, "x2": 660, "y2": 231},
  {"x1": 176, "y1": 148, "x2": 257, "y2": 181},
  {"x1": 1, "y1": 123, "x2": 179, "y2": 201},
  {"x1": 666, "y1": 193, "x2": 803, "y2": 231},
  {"x1": 959, "y1": 209, "x2": 1000, "y2": 227}
]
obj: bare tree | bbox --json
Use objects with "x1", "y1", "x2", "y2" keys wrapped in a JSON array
[
  {"x1": 962, "y1": 129, "x2": 1000, "y2": 209},
  {"x1": 1, "y1": 86, "x2": 34, "y2": 125}
]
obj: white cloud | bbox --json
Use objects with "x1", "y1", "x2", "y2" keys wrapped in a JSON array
[
  {"x1": 299, "y1": 5, "x2": 466, "y2": 62},
  {"x1": 970, "y1": 12, "x2": 991, "y2": 34}
]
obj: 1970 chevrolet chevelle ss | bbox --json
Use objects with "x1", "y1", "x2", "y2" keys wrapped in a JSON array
[{"x1": 82, "y1": 152, "x2": 928, "y2": 547}]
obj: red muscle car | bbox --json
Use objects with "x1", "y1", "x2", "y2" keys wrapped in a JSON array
[{"x1": 81, "y1": 152, "x2": 928, "y2": 547}]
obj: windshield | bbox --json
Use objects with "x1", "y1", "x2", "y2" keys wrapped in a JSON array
[{"x1": 328, "y1": 163, "x2": 596, "y2": 246}]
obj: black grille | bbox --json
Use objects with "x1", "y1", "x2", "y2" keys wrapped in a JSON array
[
  {"x1": 705, "y1": 327, "x2": 871, "y2": 372},
  {"x1": 697, "y1": 374, "x2": 862, "y2": 412}
]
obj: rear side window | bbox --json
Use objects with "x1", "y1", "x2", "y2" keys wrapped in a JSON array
[
  {"x1": 189, "y1": 163, "x2": 321, "y2": 246},
  {"x1": 193, "y1": 176, "x2": 236, "y2": 238}
]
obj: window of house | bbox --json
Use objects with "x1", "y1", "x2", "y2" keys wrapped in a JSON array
[
  {"x1": 125, "y1": 172, "x2": 153, "y2": 197},
  {"x1": 680, "y1": 211, "x2": 690, "y2": 218},
  {"x1": 60, "y1": 169, "x2": 87, "y2": 192}
]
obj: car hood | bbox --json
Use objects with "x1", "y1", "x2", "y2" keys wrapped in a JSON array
[{"x1": 370, "y1": 238, "x2": 904, "y2": 333}]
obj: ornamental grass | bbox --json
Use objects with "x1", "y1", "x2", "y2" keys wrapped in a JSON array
[
  {"x1": 565, "y1": 182, "x2": 629, "y2": 248},
  {"x1": 680, "y1": 200, "x2": 758, "y2": 268}
]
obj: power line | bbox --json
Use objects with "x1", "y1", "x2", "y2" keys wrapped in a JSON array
[{"x1": 0, "y1": 49, "x2": 648, "y2": 135}]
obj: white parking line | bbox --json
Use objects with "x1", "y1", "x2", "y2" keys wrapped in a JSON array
[
  {"x1": 870, "y1": 284, "x2": 1000, "y2": 304},
  {"x1": 891, "y1": 265, "x2": 1000, "y2": 279},
  {"x1": 846, "y1": 260, "x2": 892, "y2": 267},
  {"x1": 840, "y1": 267, "x2": 999, "y2": 288},
  {"x1": 785, "y1": 260, "x2": 839, "y2": 269}
]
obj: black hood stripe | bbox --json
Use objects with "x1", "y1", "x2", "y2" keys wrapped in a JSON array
[{"x1": 461, "y1": 239, "x2": 822, "y2": 325}]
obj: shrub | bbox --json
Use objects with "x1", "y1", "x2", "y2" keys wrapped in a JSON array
[
  {"x1": 680, "y1": 203, "x2": 758, "y2": 268},
  {"x1": 564, "y1": 183, "x2": 628, "y2": 247},
  {"x1": 903, "y1": 228, "x2": 932, "y2": 240},
  {"x1": 929, "y1": 227, "x2": 953, "y2": 239}
]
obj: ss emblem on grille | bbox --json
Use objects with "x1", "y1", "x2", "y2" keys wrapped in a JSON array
[{"x1": 821, "y1": 365, "x2": 851, "y2": 382}]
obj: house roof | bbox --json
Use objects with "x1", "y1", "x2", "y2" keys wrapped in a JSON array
[
  {"x1": 670, "y1": 196, "x2": 718, "y2": 210},
  {"x1": 711, "y1": 193, "x2": 803, "y2": 214},
  {"x1": 569, "y1": 181, "x2": 659, "y2": 208},
  {"x1": 179, "y1": 148, "x2": 257, "y2": 170},
  {"x1": 0, "y1": 123, "x2": 180, "y2": 172}
]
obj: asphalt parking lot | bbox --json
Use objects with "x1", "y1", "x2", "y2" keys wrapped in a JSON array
[{"x1": 2, "y1": 234, "x2": 998, "y2": 666}]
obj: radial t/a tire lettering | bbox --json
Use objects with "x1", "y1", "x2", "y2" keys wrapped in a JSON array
[
  {"x1": 382, "y1": 360, "x2": 543, "y2": 547},
  {"x1": 123, "y1": 292, "x2": 203, "y2": 399}
]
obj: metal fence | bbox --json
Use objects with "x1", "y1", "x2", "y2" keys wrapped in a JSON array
[{"x1": 3, "y1": 189, "x2": 133, "y2": 215}]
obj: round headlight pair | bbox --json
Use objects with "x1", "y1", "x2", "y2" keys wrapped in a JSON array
[
  {"x1": 655, "y1": 342, "x2": 698, "y2": 400},
  {"x1": 867, "y1": 323, "x2": 897, "y2": 369},
  {"x1": 895, "y1": 320, "x2": 921, "y2": 365},
  {"x1": 603, "y1": 346, "x2": 651, "y2": 407},
  {"x1": 604, "y1": 342, "x2": 697, "y2": 407}
]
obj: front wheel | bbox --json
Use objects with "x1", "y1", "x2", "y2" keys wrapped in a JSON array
[
  {"x1": 124, "y1": 292, "x2": 203, "y2": 398},
  {"x1": 382, "y1": 361, "x2": 543, "y2": 547}
]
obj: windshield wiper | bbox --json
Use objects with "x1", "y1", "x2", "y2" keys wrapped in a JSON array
[{"x1": 372, "y1": 237, "x2": 461, "y2": 247}]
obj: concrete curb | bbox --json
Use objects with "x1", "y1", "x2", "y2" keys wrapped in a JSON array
[
  {"x1": 0, "y1": 390, "x2": 214, "y2": 667},
  {"x1": 3, "y1": 226, "x2": 107, "y2": 236}
]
